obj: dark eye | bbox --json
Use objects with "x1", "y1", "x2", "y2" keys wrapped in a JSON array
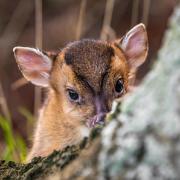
[
  {"x1": 115, "y1": 79, "x2": 124, "y2": 93},
  {"x1": 68, "y1": 89, "x2": 79, "y2": 101}
]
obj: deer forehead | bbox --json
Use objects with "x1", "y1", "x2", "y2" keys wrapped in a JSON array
[{"x1": 60, "y1": 39, "x2": 118, "y2": 92}]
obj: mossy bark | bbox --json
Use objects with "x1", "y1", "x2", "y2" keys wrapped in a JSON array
[{"x1": 1, "y1": 5, "x2": 180, "y2": 180}]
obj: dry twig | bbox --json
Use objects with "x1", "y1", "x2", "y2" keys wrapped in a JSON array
[
  {"x1": 11, "y1": 78, "x2": 28, "y2": 90},
  {"x1": 142, "y1": 0, "x2": 151, "y2": 26},
  {"x1": 100, "y1": 0, "x2": 115, "y2": 41},
  {"x1": 0, "y1": 82, "x2": 10, "y2": 120},
  {"x1": 34, "y1": 0, "x2": 43, "y2": 118},
  {"x1": 131, "y1": 0, "x2": 140, "y2": 27},
  {"x1": 76, "y1": 0, "x2": 87, "y2": 40}
]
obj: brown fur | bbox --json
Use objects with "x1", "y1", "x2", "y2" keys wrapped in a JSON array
[
  {"x1": 27, "y1": 40, "x2": 129, "y2": 161},
  {"x1": 64, "y1": 40, "x2": 114, "y2": 92},
  {"x1": 13, "y1": 24, "x2": 148, "y2": 161}
]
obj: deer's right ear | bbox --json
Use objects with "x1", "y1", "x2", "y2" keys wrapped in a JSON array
[{"x1": 13, "y1": 47, "x2": 52, "y2": 87}]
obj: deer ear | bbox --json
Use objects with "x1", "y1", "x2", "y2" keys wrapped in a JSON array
[
  {"x1": 13, "y1": 47, "x2": 52, "y2": 87},
  {"x1": 118, "y1": 23, "x2": 148, "y2": 69}
]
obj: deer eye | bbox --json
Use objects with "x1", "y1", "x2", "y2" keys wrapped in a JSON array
[
  {"x1": 67, "y1": 89, "x2": 79, "y2": 102},
  {"x1": 115, "y1": 79, "x2": 124, "y2": 94}
]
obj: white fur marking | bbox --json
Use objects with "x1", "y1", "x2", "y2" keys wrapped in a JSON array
[{"x1": 79, "y1": 126, "x2": 90, "y2": 137}]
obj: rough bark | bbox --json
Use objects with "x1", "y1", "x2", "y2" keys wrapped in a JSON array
[{"x1": 1, "y1": 5, "x2": 180, "y2": 180}]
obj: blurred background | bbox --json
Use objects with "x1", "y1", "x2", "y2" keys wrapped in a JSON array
[{"x1": 0, "y1": 0, "x2": 177, "y2": 162}]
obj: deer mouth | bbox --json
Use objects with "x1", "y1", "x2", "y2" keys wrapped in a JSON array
[{"x1": 87, "y1": 113, "x2": 106, "y2": 128}]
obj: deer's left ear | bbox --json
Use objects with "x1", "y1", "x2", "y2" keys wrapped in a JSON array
[{"x1": 117, "y1": 23, "x2": 148, "y2": 69}]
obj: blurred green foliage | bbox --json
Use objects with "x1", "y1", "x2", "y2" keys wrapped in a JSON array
[
  {"x1": 0, "y1": 108, "x2": 34, "y2": 162},
  {"x1": 0, "y1": 114, "x2": 27, "y2": 162}
]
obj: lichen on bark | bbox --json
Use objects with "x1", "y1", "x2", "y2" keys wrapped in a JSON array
[{"x1": 98, "y1": 6, "x2": 180, "y2": 180}]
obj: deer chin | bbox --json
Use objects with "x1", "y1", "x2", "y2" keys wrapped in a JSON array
[{"x1": 79, "y1": 126, "x2": 90, "y2": 138}]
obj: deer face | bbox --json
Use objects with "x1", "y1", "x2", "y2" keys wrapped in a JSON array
[{"x1": 13, "y1": 24, "x2": 148, "y2": 128}]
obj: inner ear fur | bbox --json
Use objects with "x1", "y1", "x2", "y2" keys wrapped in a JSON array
[
  {"x1": 115, "y1": 23, "x2": 148, "y2": 70},
  {"x1": 13, "y1": 47, "x2": 53, "y2": 87}
]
